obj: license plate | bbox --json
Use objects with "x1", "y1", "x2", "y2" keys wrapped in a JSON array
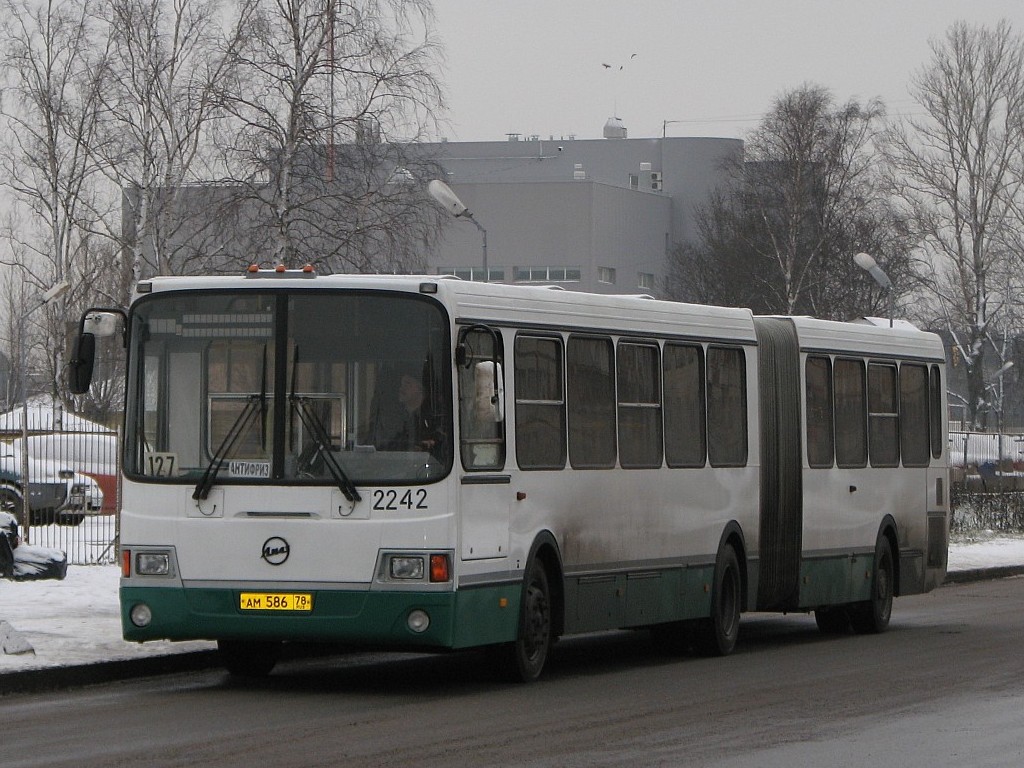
[{"x1": 239, "y1": 592, "x2": 313, "y2": 611}]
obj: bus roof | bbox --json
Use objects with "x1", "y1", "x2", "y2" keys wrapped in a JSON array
[{"x1": 781, "y1": 315, "x2": 946, "y2": 362}]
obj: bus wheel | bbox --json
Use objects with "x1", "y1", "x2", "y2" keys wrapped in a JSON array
[
  {"x1": 694, "y1": 543, "x2": 741, "y2": 657},
  {"x1": 218, "y1": 639, "x2": 282, "y2": 677},
  {"x1": 815, "y1": 606, "x2": 850, "y2": 634},
  {"x1": 850, "y1": 536, "x2": 894, "y2": 634},
  {"x1": 497, "y1": 558, "x2": 553, "y2": 682}
]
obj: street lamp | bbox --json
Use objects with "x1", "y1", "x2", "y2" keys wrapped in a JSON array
[
  {"x1": 18, "y1": 280, "x2": 70, "y2": 540},
  {"x1": 428, "y1": 179, "x2": 488, "y2": 282},
  {"x1": 853, "y1": 252, "x2": 894, "y2": 328}
]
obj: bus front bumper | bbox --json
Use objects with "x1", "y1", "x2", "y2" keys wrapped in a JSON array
[{"x1": 120, "y1": 584, "x2": 520, "y2": 651}]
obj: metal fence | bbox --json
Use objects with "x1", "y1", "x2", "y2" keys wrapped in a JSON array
[{"x1": 5, "y1": 429, "x2": 118, "y2": 565}]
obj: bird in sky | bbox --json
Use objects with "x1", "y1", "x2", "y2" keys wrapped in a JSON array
[{"x1": 602, "y1": 54, "x2": 638, "y2": 71}]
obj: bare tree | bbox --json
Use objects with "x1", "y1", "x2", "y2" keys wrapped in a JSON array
[
  {"x1": 885, "y1": 20, "x2": 1024, "y2": 429},
  {"x1": 213, "y1": 0, "x2": 447, "y2": 272},
  {"x1": 669, "y1": 84, "x2": 910, "y2": 321},
  {"x1": 93, "y1": 0, "x2": 244, "y2": 279},
  {"x1": 0, "y1": 0, "x2": 113, "y2": 416}
]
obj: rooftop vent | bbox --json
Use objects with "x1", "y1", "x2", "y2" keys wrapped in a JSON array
[{"x1": 603, "y1": 117, "x2": 627, "y2": 139}]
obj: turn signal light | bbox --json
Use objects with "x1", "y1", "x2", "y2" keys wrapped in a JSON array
[
  {"x1": 121, "y1": 548, "x2": 131, "y2": 577},
  {"x1": 429, "y1": 554, "x2": 450, "y2": 583}
]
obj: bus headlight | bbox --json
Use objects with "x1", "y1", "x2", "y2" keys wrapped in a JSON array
[
  {"x1": 136, "y1": 552, "x2": 171, "y2": 576},
  {"x1": 389, "y1": 556, "x2": 425, "y2": 580}
]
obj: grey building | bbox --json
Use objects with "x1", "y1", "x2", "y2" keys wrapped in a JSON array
[{"x1": 422, "y1": 122, "x2": 741, "y2": 297}]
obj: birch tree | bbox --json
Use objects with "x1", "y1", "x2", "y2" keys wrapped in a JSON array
[
  {"x1": 885, "y1": 20, "x2": 1024, "y2": 428},
  {"x1": 214, "y1": 0, "x2": 447, "y2": 272},
  {"x1": 669, "y1": 84, "x2": 909, "y2": 321}
]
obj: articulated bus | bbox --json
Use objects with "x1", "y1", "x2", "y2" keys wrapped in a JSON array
[{"x1": 70, "y1": 270, "x2": 949, "y2": 680}]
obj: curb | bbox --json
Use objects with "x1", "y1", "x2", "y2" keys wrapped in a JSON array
[
  {"x1": 942, "y1": 564, "x2": 1024, "y2": 584},
  {"x1": 0, "y1": 650, "x2": 220, "y2": 696}
]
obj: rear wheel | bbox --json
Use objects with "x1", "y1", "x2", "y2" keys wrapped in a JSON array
[
  {"x1": 694, "y1": 543, "x2": 741, "y2": 656},
  {"x1": 850, "y1": 536, "x2": 895, "y2": 634},
  {"x1": 496, "y1": 557, "x2": 553, "y2": 682},
  {"x1": 218, "y1": 639, "x2": 283, "y2": 677}
]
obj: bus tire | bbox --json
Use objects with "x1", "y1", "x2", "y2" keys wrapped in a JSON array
[
  {"x1": 496, "y1": 557, "x2": 553, "y2": 683},
  {"x1": 218, "y1": 639, "x2": 282, "y2": 677},
  {"x1": 694, "y1": 543, "x2": 741, "y2": 657},
  {"x1": 850, "y1": 536, "x2": 894, "y2": 635}
]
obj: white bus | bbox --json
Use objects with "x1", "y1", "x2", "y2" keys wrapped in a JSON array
[{"x1": 70, "y1": 270, "x2": 949, "y2": 680}]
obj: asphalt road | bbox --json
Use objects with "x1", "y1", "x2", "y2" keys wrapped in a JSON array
[{"x1": 3, "y1": 577, "x2": 1023, "y2": 768}]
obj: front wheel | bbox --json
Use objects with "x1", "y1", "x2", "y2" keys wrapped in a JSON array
[
  {"x1": 495, "y1": 557, "x2": 553, "y2": 682},
  {"x1": 694, "y1": 543, "x2": 742, "y2": 656},
  {"x1": 218, "y1": 639, "x2": 283, "y2": 677},
  {"x1": 850, "y1": 536, "x2": 895, "y2": 634}
]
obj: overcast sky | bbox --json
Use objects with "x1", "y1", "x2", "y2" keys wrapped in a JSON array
[{"x1": 431, "y1": 0, "x2": 1024, "y2": 142}]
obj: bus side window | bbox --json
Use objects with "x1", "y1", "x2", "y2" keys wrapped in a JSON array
[
  {"x1": 617, "y1": 341, "x2": 662, "y2": 469},
  {"x1": 868, "y1": 363, "x2": 900, "y2": 467},
  {"x1": 515, "y1": 335, "x2": 566, "y2": 470},
  {"x1": 900, "y1": 363, "x2": 930, "y2": 467},
  {"x1": 929, "y1": 365, "x2": 944, "y2": 460},
  {"x1": 567, "y1": 336, "x2": 616, "y2": 469},
  {"x1": 806, "y1": 355, "x2": 834, "y2": 468},
  {"x1": 664, "y1": 343, "x2": 706, "y2": 468},
  {"x1": 458, "y1": 328, "x2": 506, "y2": 470},
  {"x1": 835, "y1": 358, "x2": 867, "y2": 468},
  {"x1": 707, "y1": 346, "x2": 747, "y2": 467}
]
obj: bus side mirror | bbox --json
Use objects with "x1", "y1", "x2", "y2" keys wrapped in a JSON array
[
  {"x1": 68, "y1": 332, "x2": 96, "y2": 395},
  {"x1": 474, "y1": 361, "x2": 504, "y2": 423}
]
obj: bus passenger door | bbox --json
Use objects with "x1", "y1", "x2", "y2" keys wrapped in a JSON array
[{"x1": 456, "y1": 327, "x2": 510, "y2": 560}]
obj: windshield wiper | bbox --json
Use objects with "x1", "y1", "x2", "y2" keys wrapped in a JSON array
[
  {"x1": 192, "y1": 394, "x2": 262, "y2": 501},
  {"x1": 289, "y1": 346, "x2": 361, "y2": 504},
  {"x1": 193, "y1": 346, "x2": 268, "y2": 501}
]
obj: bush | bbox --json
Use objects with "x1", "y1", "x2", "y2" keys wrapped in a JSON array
[{"x1": 951, "y1": 484, "x2": 1024, "y2": 535}]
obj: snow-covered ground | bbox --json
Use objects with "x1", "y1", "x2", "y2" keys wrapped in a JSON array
[{"x1": 2, "y1": 537, "x2": 1024, "y2": 674}]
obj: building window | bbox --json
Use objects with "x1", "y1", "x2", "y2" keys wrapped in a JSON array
[
  {"x1": 638, "y1": 272, "x2": 654, "y2": 291},
  {"x1": 628, "y1": 173, "x2": 639, "y2": 189},
  {"x1": 598, "y1": 267, "x2": 616, "y2": 284},
  {"x1": 438, "y1": 267, "x2": 504, "y2": 282},
  {"x1": 513, "y1": 266, "x2": 581, "y2": 283}
]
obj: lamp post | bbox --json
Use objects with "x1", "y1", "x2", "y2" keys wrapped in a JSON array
[
  {"x1": 428, "y1": 179, "x2": 488, "y2": 282},
  {"x1": 853, "y1": 252, "x2": 894, "y2": 328},
  {"x1": 18, "y1": 281, "x2": 70, "y2": 541}
]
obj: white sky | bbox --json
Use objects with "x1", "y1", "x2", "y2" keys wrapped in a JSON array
[{"x1": 431, "y1": 0, "x2": 1024, "y2": 142}]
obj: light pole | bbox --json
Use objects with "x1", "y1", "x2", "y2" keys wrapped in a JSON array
[
  {"x1": 428, "y1": 179, "x2": 488, "y2": 282},
  {"x1": 853, "y1": 252, "x2": 894, "y2": 328},
  {"x1": 18, "y1": 280, "x2": 70, "y2": 540}
]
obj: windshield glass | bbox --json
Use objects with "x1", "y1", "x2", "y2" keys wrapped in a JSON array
[{"x1": 125, "y1": 290, "x2": 452, "y2": 486}]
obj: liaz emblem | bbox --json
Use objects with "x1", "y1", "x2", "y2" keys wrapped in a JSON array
[{"x1": 261, "y1": 537, "x2": 290, "y2": 565}]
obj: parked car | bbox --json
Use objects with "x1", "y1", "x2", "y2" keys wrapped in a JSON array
[{"x1": 0, "y1": 446, "x2": 93, "y2": 526}]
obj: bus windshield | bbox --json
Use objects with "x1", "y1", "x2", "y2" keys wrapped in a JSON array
[{"x1": 124, "y1": 290, "x2": 453, "y2": 487}]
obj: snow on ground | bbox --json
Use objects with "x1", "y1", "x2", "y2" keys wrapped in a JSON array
[{"x1": 2, "y1": 538, "x2": 1024, "y2": 674}]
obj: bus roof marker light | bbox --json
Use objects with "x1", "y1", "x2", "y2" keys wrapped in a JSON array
[
  {"x1": 275, "y1": 264, "x2": 286, "y2": 273},
  {"x1": 419, "y1": 282, "x2": 438, "y2": 294}
]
